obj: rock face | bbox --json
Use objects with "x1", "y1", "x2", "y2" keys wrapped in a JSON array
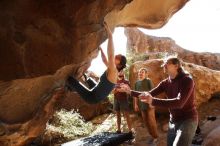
[
  {"x1": 60, "y1": 92, "x2": 111, "y2": 121},
  {"x1": 129, "y1": 59, "x2": 220, "y2": 107},
  {"x1": 0, "y1": 64, "x2": 111, "y2": 145},
  {"x1": 0, "y1": 0, "x2": 189, "y2": 145},
  {"x1": 0, "y1": 0, "x2": 188, "y2": 81},
  {"x1": 201, "y1": 117, "x2": 220, "y2": 140},
  {"x1": 0, "y1": 65, "x2": 69, "y2": 145},
  {"x1": 125, "y1": 28, "x2": 220, "y2": 70},
  {"x1": 201, "y1": 117, "x2": 220, "y2": 146},
  {"x1": 202, "y1": 126, "x2": 220, "y2": 146}
]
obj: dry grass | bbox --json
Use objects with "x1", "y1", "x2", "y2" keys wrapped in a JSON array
[{"x1": 45, "y1": 109, "x2": 94, "y2": 141}]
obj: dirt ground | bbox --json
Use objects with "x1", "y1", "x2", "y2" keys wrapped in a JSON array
[
  {"x1": 37, "y1": 96, "x2": 220, "y2": 146},
  {"x1": 90, "y1": 97, "x2": 220, "y2": 146}
]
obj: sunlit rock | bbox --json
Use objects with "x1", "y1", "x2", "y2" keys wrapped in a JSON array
[
  {"x1": 125, "y1": 28, "x2": 220, "y2": 70},
  {"x1": 0, "y1": 0, "x2": 189, "y2": 145}
]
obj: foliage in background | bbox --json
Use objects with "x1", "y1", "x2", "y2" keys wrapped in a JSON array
[
  {"x1": 124, "y1": 48, "x2": 149, "y2": 79},
  {"x1": 107, "y1": 93, "x2": 114, "y2": 104},
  {"x1": 125, "y1": 48, "x2": 175, "y2": 78}
]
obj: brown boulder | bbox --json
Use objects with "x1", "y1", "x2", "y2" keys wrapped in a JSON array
[
  {"x1": 0, "y1": 0, "x2": 189, "y2": 81},
  {"x1": 202, "y1": 126, "x2": 220, "y2": 146},
  {"x1": 0, "y1": 0, "x2": 189, "y2": 145},
  {"x1": 0, "y1": 64, "x2": 110, "y2": 145},
  {"x1": 125, "y1": 28, "x2": 220, "y2": 70},
  {"x1": 200, "y1": 116, "x2": 220, "y2": 140},
  {"x1": 60, "y1": 92, "x2": 111, "y2": 121}
]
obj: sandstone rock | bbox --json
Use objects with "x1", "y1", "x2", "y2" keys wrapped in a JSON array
[
  {"x1": 200, "y1": 116, "x2": 220, "y2": 140},
  {"x1": 129, "y1": 59, "x2": 220, "y2": 107},
  {"x1": 202, "y1": 126, "x2": 220, "y2": 146},
  {"x1": 0, "y1": 0, "x2": 189, "y2": 145},
  {"x1": 125, "y1": 28, "x2": 220, "y2": 70},
  {"x1": 0, "y1": 64, "x2": 110, "y2": 145},
  {"x1": 59, "y1": 92, "x2": 111, "y2": 121},
  {"x1": 0, "y1": 0, "x2": 188, "y2": 81}
]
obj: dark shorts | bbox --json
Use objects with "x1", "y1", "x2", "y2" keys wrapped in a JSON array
[{"x1": 114, "y1": 99, "x2": 130, "y2": 112}]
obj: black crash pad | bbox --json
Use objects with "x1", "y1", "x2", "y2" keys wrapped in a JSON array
[{"x1": 62, "y1": 132, "x2": 133, "y2": 146}]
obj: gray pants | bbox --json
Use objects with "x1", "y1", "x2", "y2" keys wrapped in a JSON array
[{"x1": 167, "y1": 119, "x2": 198, "y2": 146}]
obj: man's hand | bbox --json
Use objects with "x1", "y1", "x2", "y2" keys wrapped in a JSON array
[
  {"x1": 139, "y1": 92, "x2": 152, "y2": 104},
  {"x1": 118, "y1": 83, "x2": 131, "y2": 94}
]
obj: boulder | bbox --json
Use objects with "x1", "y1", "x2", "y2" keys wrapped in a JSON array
[
  {"x1": 202, "y1": 126, "x2": 220, "y2": 146},
  {"x1": 125, "y1": 28, "x2": 220, "y2": 70},
  {"x1": 201, "y1": 116, "x2": 220, "y2": 140},
  {"x1": 0, "y1": 0, "x2": 189, "y2": 145},
  {"x1": 0, "y1": 0, "x2": 189, "y2": 81}
]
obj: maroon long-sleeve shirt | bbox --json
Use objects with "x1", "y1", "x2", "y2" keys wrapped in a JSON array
[
  {"x1": 131, "y1": 72, "x2": 198, "y2": 122},
  {"x1": 150, "y1": 72, "x2": 198, "y2": 122}
]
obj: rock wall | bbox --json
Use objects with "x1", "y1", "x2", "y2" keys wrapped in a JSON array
[
  {"x1": 0, "y1": 0, "x2": 188, "y2": 81},
  {"x1": 60, "y1": 92, "x2": 111, "y2": 121},
  {"x1": 0, "y1": 0, "x2": 189, "y2": 145},
  {"x1": 125, "y1": 28, "x2": 220, "y2": 70}
]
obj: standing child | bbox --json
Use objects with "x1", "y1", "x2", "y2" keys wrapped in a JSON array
[
  {"x1": 113, "y1": 70, "x2": 132, "y2": 133},
  {"x1": 134, "y1": 68, "x2": 158, "y2": 145}
]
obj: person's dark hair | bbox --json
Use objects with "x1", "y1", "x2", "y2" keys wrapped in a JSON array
[
  {"x1": 115, "y1": 54, "x2": 127, "y2": 72},
  {"x1": 163, "y1": 56, "x2": 184, "y2": 74}
]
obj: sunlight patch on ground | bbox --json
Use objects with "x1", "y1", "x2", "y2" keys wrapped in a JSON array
[{"x1": 46, "y1": 109, "x2": 94, "y2": 140}]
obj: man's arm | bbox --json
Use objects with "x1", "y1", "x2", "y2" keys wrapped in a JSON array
[
  {"x1": 149, "y1": 80, "x2": 165, "y2": 97},
  {"x1": 103, "y1": 21, "x2": 115, "y2": 71},
  {"x1": 99, "y1": 47, "x2": 108, "y2": 67},
  {"x1": 151, "y1": 77, "x2": 194, "y2": 109}
]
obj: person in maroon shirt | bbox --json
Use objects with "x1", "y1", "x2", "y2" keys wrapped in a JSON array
[
  {"x1": 121, "y1": 56, "x2": 198, "y2": 146},
  {"x1": 113, "y1": 70, "x2": 132, "y2": 133}
]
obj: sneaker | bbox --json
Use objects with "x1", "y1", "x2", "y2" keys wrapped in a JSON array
[{"x1": 146, "y1": 137, "x2": 158, "y2": 146}]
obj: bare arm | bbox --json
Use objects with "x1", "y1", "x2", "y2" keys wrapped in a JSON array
[
  {"x1": 103, "y1": 21, "x2": 115, "y2": 70},
  {"x1": 133, "y1": 83, "x2": 138, "y2": 106},
  {"x1": 99, "y1": 47, "x2": 108, "y2": 67}
]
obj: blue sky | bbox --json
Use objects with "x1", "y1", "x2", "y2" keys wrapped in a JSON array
[{"x1": 89, "y1": 0, "x2": 220, "y2": 76}]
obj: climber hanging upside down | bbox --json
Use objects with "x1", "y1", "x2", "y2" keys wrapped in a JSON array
[{"x1": 65, "y1": 22, "x2": 127, "y2": 104}]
